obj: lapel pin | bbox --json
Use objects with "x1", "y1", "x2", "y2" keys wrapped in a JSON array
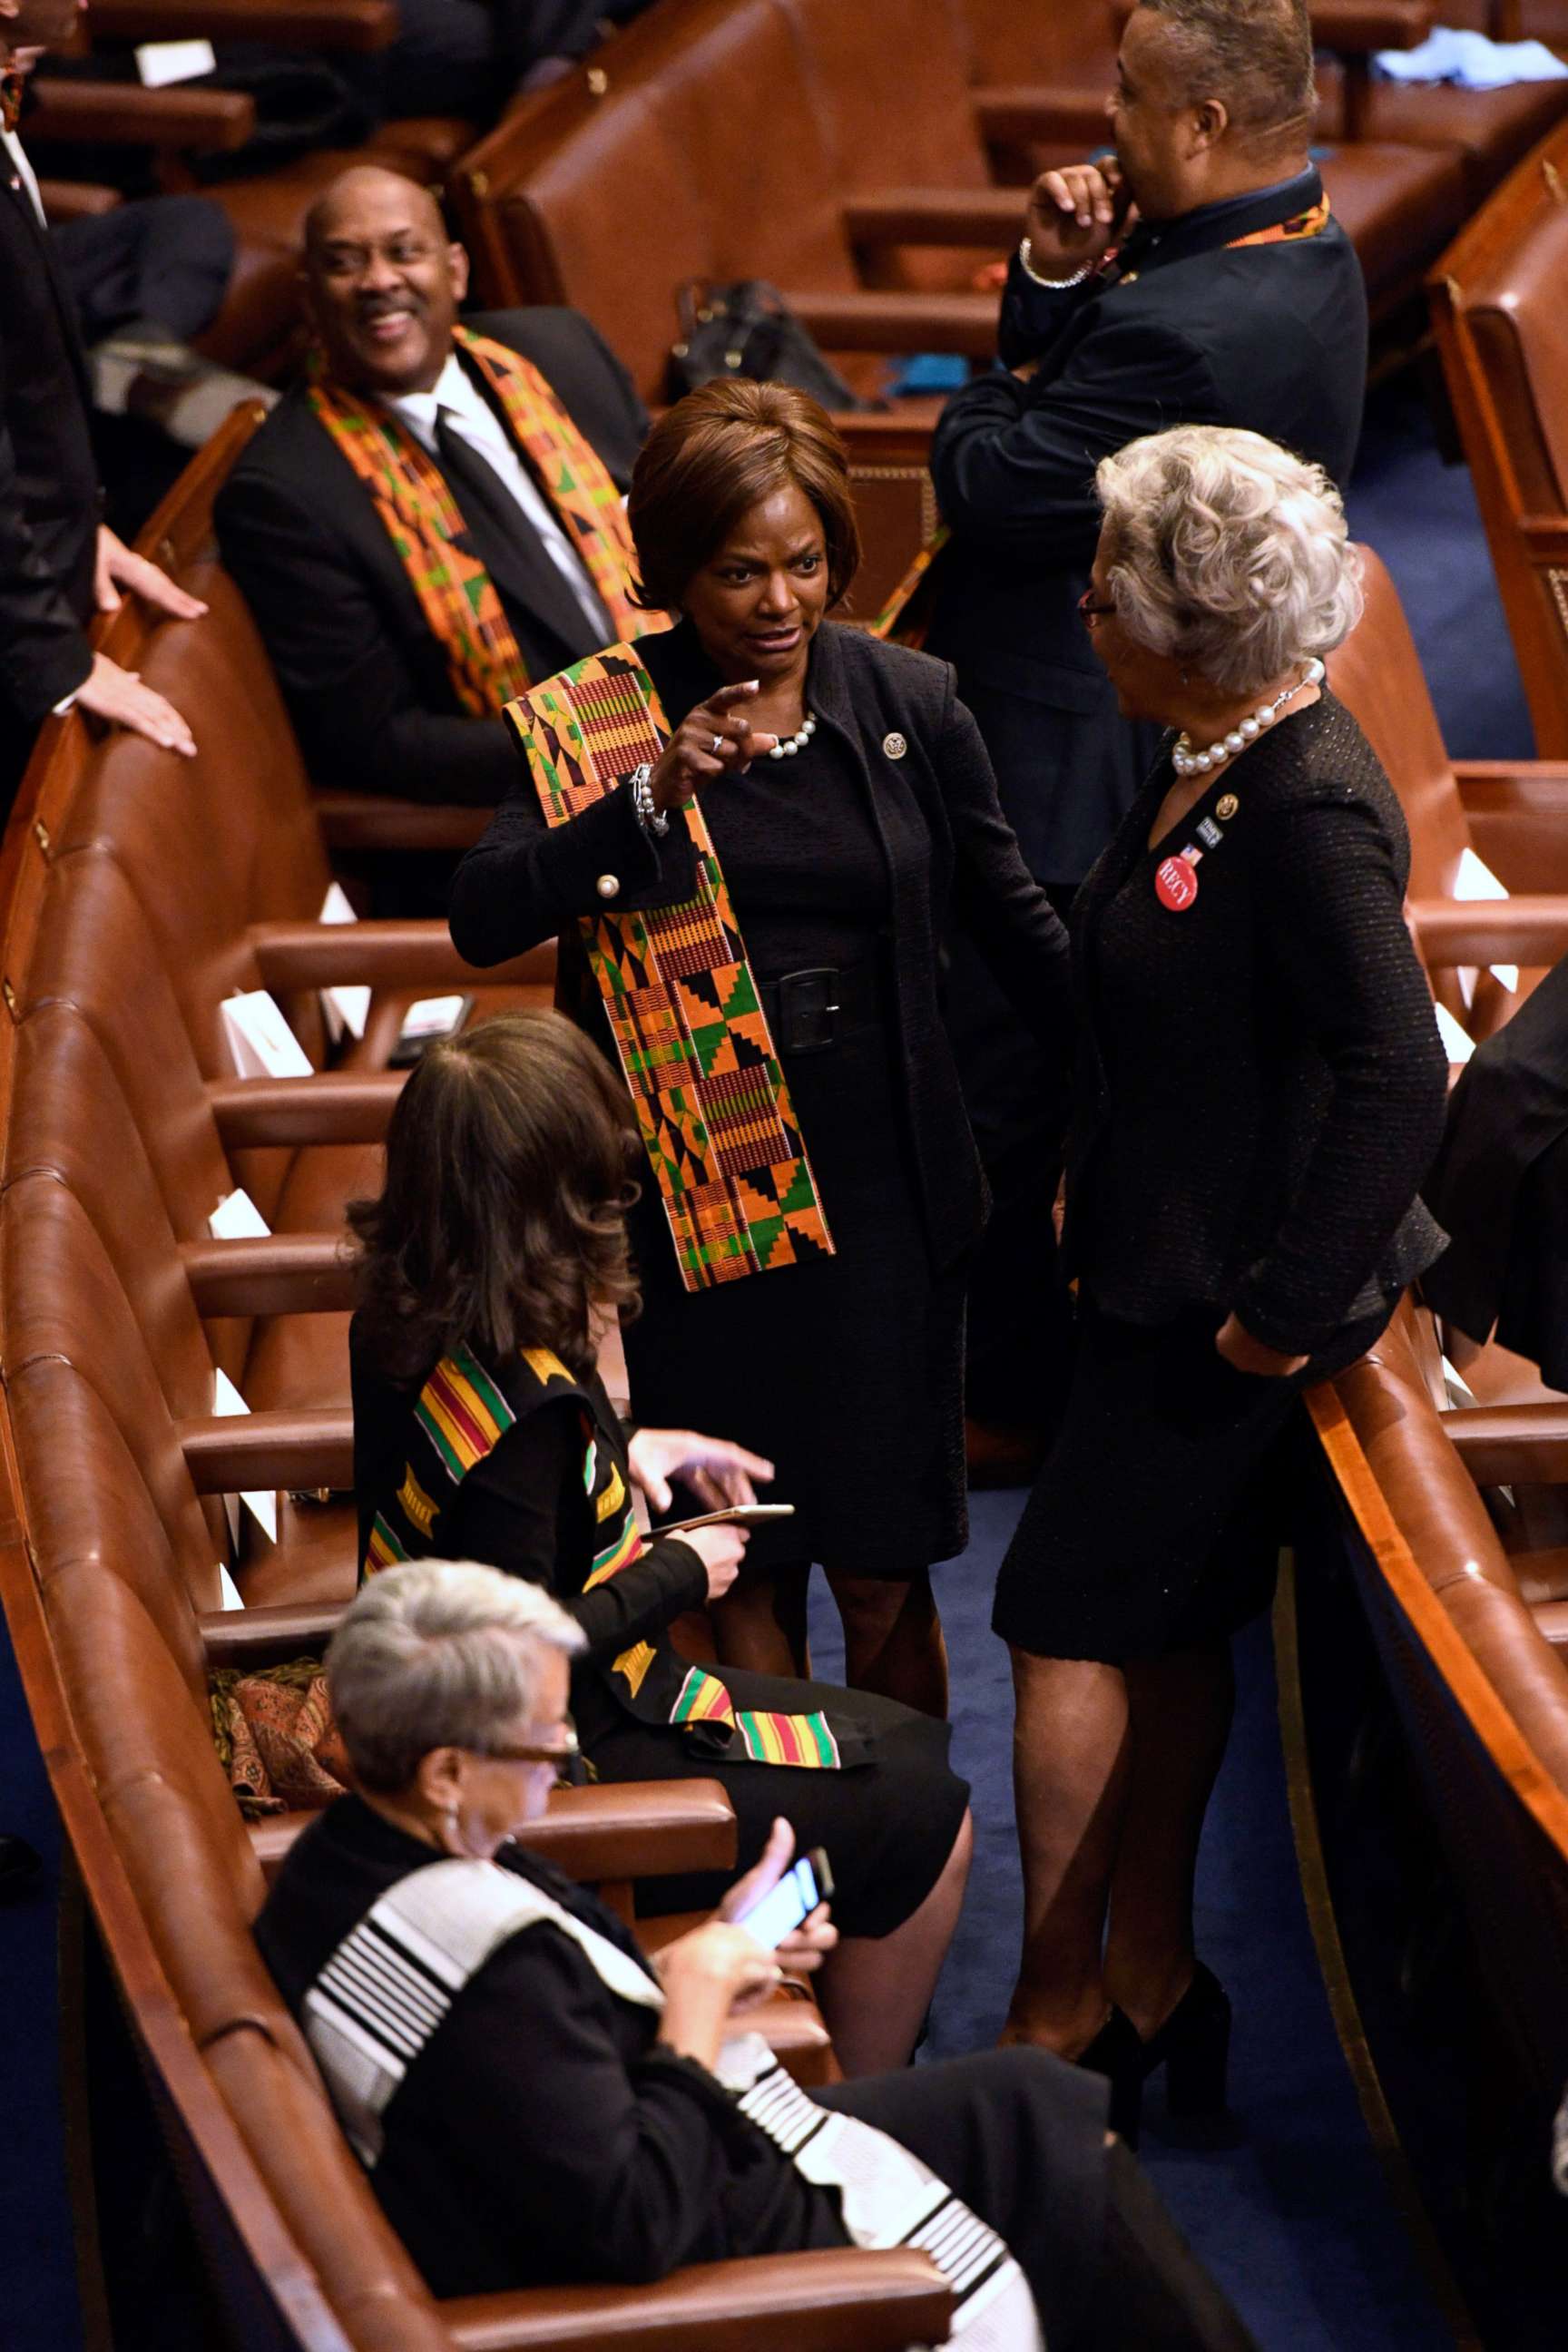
[
  {"x1": 1216, "y1": 792, "x2": 1239, "y2": 821},
  {"x1": 882, "y1": 730, "x2": 907, "y2": 760}
]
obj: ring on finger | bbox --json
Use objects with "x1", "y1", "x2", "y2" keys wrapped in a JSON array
[{"x1": 710, "y1": 733, "x2": 724, "y2": 756}]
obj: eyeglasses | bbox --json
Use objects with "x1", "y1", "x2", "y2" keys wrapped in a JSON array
[
  {"x1": 1078, "y1": 587, "x2": 1117, "y2": 632},
  {"x1": 475, "y1": 1728, "x2": 581, "y2": 1767}
]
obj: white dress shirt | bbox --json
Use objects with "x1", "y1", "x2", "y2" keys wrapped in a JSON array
[
  {"x1": 384, "y1": 352, "x2": 612, "y2": 642},
  {"x1": 2, "y1": 123, "x2": 46, "y2": 230}
]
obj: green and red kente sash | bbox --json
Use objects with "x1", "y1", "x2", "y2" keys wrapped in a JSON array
[
  {"x1": 309, "y1": 326, "x2": 652, "y2": 717},
  {"x1": 365, "y1": 1346, "x2": 843, "y2": 1768},
  {"x1": 508, "y1": 648, "x2": 834, "y2": 1293},
  {"x1": 873, "y1": 196, "x2": 1334, "y2": 645}
]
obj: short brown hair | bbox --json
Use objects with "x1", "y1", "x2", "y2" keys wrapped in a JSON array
[
  {"x1": 348, "y1": 1011, "x2": 640, "y2": 1384},
  {"x1": 1139, "y1": 0, "x2": 1314, "y2": 146},
  {"x1": 628, "y1": 378, "x2": 860, "y2": 612}
]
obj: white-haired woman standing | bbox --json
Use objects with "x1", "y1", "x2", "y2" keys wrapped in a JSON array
[
  {"x1": 258, "y1": 1560, "x2": 1256, "y2": 2348},
  {"x1": 995, "y1": 426, "x2": 1448, "y2": 2126}
]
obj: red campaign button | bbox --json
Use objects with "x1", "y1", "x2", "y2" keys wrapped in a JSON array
[{"x1": 1155, "y1": 854, "x2": 1200, "y2": 912}]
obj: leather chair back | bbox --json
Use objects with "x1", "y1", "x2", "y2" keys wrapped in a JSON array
[{"x1": 1431, "y1": 123, "x2": 1568, "y2": 755}]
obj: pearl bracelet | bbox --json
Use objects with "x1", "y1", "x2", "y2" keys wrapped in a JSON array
[
  {"x1": 629, "y1": 762, "x2": 669, "y2": 837},
  {"x1": 1018, "y1": 237, "x2": 1093, "y2": 291}
]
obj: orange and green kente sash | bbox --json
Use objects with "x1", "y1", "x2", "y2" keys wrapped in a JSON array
[
  {"x1": 309, "y1": 326, "x2": 649, "y2": 717},
  {"x1": 508, "y1": 648, "x2": 835, "y2": 1294}
]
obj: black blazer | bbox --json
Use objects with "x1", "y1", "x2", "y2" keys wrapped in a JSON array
[
  {"x1": 0, "y1": 150, "x2": 99, "y2": 737},
  {"x1": 215, "y1": 308, "x2": 648, "y2": 804},
  {"x1": 1063, "y1": 692, "x2": 1447, "y2": 1357},
  {"x1": 449, "y1": 618, "x2": 1073, "y2": 1273},
  {"x1": 925, "y1": 169, "x2": 1367, "y2": 887}
]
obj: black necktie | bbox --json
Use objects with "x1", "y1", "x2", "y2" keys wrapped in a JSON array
[{"x1": 432, "y1": 406, "x2": 608, "y2": 666}]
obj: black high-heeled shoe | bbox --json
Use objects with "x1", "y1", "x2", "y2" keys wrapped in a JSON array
[
  {"x1": 1075, "y1": 2005, "x2": 1145, "y2": 2143},
  {"x1": 1136, "y1": 1962, "x2": 1232, "y2": 2120}
]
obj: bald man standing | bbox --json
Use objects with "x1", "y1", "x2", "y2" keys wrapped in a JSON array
[{"x1": 217, "y1": 167, "x2": 650, "y2": 808}]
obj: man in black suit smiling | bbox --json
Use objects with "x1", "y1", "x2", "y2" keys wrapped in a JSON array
[
  {"x1": 217, "y1": 166, "x2": 650, "y2": 808},
  {"x1": 916, "y1": 0, "x2": 1369, "y2": 1462}
]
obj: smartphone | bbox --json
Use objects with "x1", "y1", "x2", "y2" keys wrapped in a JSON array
[
  {"x1": 660, "y1": 1502, "x2": 797, "y2": 1535},
  {"x1": 736, "y1": 1848, "x2": 833, "y2": 1951},
  {"x1": 387, "y1": 994, "x2": 474, "y2": 1067}
]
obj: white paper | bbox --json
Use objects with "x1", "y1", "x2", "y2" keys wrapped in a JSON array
[
  {"x1": 212, "y1": 1367, "x2": 279, "y2": 1544},
  {"x1": 1434, "y1": 1003, "x2": 1475, "y2": 1065},
  {"x1": 134, "y1": 38, "x2": 217, "y2": 87},
  {"x1": 318, "y1": 882, "x2": 370, "y2": 1044},
  {"x1": 401, "y1": 994, "x2": 467, "y2": 1041},
  {"x1": 221, "y1": 991, "x2": 313, "y2": 1082},
  {"x1": 1441, "y1": 1355, "x2": 1478, "y2": 1410},
  {"x1": 209, "y1": 1188, "x2": 271, "y2": 1241},
  {"x1": 218, "y1": 1563, "x2": 246, "y2": 1612},
  {"x1": 1454, "y1": 847, "x2": 1519, "y2": 995}
]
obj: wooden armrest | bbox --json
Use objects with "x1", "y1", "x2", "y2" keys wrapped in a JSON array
[
  {"x1": 25, "y1": 79, "x2": 256, "y2": 152},
  {"x1": 514, "y1": 1780, "x2": 737, "y2": 1882},
  {"x1": 974, "y1": 83, "x2": 1113, "y2": 148},
  {"x1": 1454, "y1": 764, "x2": 1568, "y2": 791},
  {"x1": 1454, "y1": 767, "x2": 1568, "y2": 895},
  {"x1": 181, "y1": 1233, "x2": 356, "y2": 1319},
  {"x1": 1407, "y1": 896, "x2": 1568, "y2": 966},
  {"x1": 313, "y1": 793, "x2": 496, "y2": 853},
  {"x1": 180, "y1": 1407, "x2": 352, "y2": 1493},
  {"x1": 206, "y1": 1071, "x2": 405, "y2": 1150},
  {"x1": 39, "y1": 180, "x2": 122, "y2": 222},
  {"x1": 833, "y1": 412, "x2": 938, "y2": 463},
  {"x1": 785, "y1": 289, "x2": 999, "y2": 358},
  {"x1": 842, "y1": 188, "x2": 1024, "y2": 247},
  {"x1": 247, "y1": 920, "x2": 555, "y2": 993},
  {"x1": 1310, "y1": 0, "x2": 1436, "y2": 52},
  {"x1": 1441, "y1": 1401, "x2": 1568, "y2": 1486},
  {"x1": 201, "y1": 1600, "x2": 345, "y2": 1670},
  {"x1": 442, "y1": 2249, "x2": 953, "y2": 2352},
  {"x1": 1521, "y1": 515, "x2": 1568, "y2": 564},
  {"x1": 87, "y1": 0, "x2": 397, "y2": 51}
]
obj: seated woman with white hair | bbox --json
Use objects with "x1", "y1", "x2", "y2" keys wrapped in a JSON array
[
  {"x1": 256, "y1": 1558, "x2": 1256, "y2": 2348},
  {"x1": 992, "y1": 426, "x2": 1449, "y2": 2125}
]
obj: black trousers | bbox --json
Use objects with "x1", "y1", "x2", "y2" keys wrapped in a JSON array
[{"x1": 51, "y1": 197, "x2": 234, "y2": 345}]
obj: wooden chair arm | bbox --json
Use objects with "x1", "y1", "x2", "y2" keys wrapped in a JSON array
[
  {"x1": 515, "y1": 1780, "x2": 737, "y2": 1881},
  {"x1": 313, "y1": 793, "x2": 496, "y2": 853},
  {"x1": 180, "y1": 1407, "x2": 353, "y2": 1494},
  {"x1": 24, "y1": 78, "x2": 256, "y2": 152},
  {"x1": 785, "y1": 289, "x2": 999, "y2": 358},
  {"x1": 87, "y1": 0, "x2": 397, "y2": 51},
  {"x1": 841, "y1": 188, "x2": 1024, "y2": 247},
  {"x1": 1441, "y1": 1403, "x2": 1568, "y2": 1487},
  {"x1": 39, "y1": 179, "x2": 122, "y2": 222},
  {"x1": 1406, "y1": 896, "x2": 1568, "y2": 967},
  {"x1": 206, "y1": 1071, "x2": 406, "y2": 1150},
  {"x1": 180, "y1": 1233, "x2": 356, "y2": 1319},
  {"x1": 247, "y1": 921, "x2": 555, "y2": 994},
  {"x1": 201, "y1": 1600, "x2": 345, "y2": 1671},
  {"x1": 441, "y1": 2249, "x2": 953, "y2": 2351},
  {"x1": 973, "y1": 84, "x2": 1112, "y2": 150},
  {"x1": 1520, "y1": 515, "x2": 1568, "y2": 564},
  {"x1": 1454, "y1": 767, "x2": 1568, "y2": 896}
]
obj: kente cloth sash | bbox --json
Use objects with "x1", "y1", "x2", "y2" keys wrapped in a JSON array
[
  {"x1": 1, "y1": 74, "x2": 24, "y2": 134},
  {"x1": 308, "y1": 325, "x2": 649, "y2": 717},
  {"x1": 364, "y1": 1343, "x2": 853, "y2": 1768},
  {"x1": 507, "y1": 647, "x2": 834, "y2": 1290},
  {"x1": 874, "y1": 197, "x2": 1335, "y2": 647},
  {"x1": 305, "y1": 1854, "x2": 1043, "y2": 2347}
]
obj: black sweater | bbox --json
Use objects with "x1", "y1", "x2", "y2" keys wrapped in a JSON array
[{"x1": 1064, "y1": 693, "x2": 1448, "y2": 1355}]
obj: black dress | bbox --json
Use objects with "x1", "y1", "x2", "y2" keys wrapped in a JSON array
[
  {"x1": 448, "y1": 616, "x2": 1073, "y2": 1583},
  {"x1": 351, "y1": 1323, "x2": 970, "y2": 1936},
  {"x1": 995, "y1": 694, "x2": 1449, "y2": 1663}
]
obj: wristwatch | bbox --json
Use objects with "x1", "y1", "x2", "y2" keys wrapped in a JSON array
[{"x1": 629, "y1": 762, "x2": 669, "y2": 837}]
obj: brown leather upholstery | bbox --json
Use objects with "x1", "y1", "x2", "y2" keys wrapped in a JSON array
[
  {"x1": 1431, "y1": 119, "x2": 1568, "y2": 757},
  {"x1": 1327, "y1": 544, "x2": 1568, "y2": 1034}
]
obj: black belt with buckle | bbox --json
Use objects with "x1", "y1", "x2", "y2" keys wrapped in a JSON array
[{"x1": 758, "y1": 962, "x2": 879, "y2": 1056}]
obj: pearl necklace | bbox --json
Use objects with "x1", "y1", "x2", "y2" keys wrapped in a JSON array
[
  {"x1": 768, "y1": 712, "x2": 818, "y2": 760},
  {"x1": 1171, "y1": 658, "x2": 1326, "y2": 779}
]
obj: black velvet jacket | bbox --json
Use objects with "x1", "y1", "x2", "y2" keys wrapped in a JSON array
[
  {"x1": 1064, "y1": 693, "x2": 1448, "y2": 1356},
  {"x1": 449, "y1": 617, "x2": 1072, "y2": 1273}
]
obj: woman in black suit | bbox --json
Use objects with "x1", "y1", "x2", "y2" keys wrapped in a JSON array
[
  {"x1": 995, "y1": 426, "x2": 1449, "y2": 2129},
  {"x1": 450, "y1": 379, "x2": 1070, "y2": 1717}
]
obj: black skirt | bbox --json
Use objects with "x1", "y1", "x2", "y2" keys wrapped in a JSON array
[
  {"x1": 623, "y1": 990, "x2": 967, "y2": 1580},
  {"x1": 994, "y1": 1298, "x2": 1391, "y2": 1663},
  {"x1": 593, "y1": 1660, "x2": 970, "y2": 1939}
]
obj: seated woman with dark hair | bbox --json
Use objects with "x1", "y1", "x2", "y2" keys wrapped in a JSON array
[
  {"x1": 348, "y1": 1006, "x2": 972, "y2": 2075},
  {"x1": 256, "y1": 1556, "x2": 1256, "y2": 2348}
]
